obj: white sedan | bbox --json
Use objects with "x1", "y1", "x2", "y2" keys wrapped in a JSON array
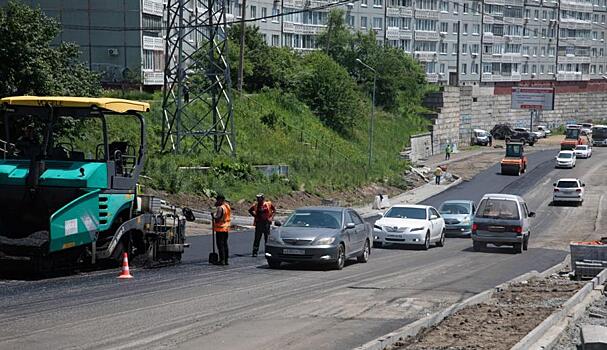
[
  {"x1": 555, "y1": 150, "x2": 576, "y2": 168},
  {"x1": 553, "y1": 178, "x2": 585, "y2": 206},
  {"x1": 373, "y1": 204, "x2": 445, "y2": 250},
  {"x1": 574, "y1": 145, "x2": 592, "y2": 159}
]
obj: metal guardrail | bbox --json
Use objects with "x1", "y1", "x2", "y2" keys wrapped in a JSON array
[{"x1": 0, "y1": 139, "x2": 12, "y2": 160}]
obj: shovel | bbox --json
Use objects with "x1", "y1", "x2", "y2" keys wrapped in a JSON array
[{"x1": 209, "y1": 216, "x2": 219, "y2": 264}]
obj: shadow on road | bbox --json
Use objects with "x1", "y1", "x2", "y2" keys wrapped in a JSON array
[{"x1": 461, "y1": 246, "x2": 518, "y2": 255}]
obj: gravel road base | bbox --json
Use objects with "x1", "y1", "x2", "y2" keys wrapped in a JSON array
[
  {"x1": 390, "y1": 273, "x2": 583, "y2": 350},
  {"x1": 552, "y1": 288, "x2": 607, "y2": 350}
]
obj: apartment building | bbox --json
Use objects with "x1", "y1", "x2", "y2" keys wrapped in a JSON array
[
  {"x1": 232, "y1": 0, "x2": 607, "y2": 85},
  {"x1": 1, "y1": 0, "x2": 166, "y2": 86}
]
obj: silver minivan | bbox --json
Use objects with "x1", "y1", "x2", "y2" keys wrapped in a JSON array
[{"x1": 471, "y1": 194, "x2": 535, "y2": 254}]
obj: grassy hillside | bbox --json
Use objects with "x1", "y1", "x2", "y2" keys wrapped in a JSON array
[{"x1": 101, "y1": 90, "x2": 428, "y2": 201}]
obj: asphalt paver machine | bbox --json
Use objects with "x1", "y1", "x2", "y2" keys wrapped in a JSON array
[
  {"x1": 500, "y1": 142, "x2": 527, "y2": 176},
  {"x1": 0, "y1": 97, "x2": 191, "y2": 273}
]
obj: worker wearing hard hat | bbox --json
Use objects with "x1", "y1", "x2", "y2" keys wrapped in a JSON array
[{"x1": 249, "y1": 194, "x2": 276, "y2": 257}]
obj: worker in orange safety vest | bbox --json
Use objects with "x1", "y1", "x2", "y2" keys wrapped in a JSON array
[
  {"x1": 212, "y1": 194, "x2": 231, "y2": 265},
  {"x1": 248, "y1": 193, "x2": 276, "y2": 257}
]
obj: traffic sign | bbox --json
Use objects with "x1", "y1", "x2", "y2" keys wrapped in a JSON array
[{"x1": 511, "y1": 87, "x2": 554, "y2": 110}]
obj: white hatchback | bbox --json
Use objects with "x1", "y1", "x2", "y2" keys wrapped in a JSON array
[
  {"x1": 373, "y1": 205, "x2": 445, "y2": 250},
  {"x1": 553, "y1": 178, "x2": 585, "y2": 205},
  {"x1": 574, "y1": 145, "x2": 592, "y2": 159},
  {"x1": 555, "y1": 150, "x2": 576, "y2": 168}
]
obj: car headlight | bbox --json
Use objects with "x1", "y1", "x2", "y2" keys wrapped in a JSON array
[
  {"x1": 373, "y1": 225, "x2": 383, "y2": 230},
  {"x1": 268, "y1": 235, "x2": 281, "y2": 244},
  {"x1": 461, "y1": 217, "x2": 470, "y2": 224},
  {"x1": 314, "y1": 237, "x2": 336, "y2": 245},
  {"x1": 410, "y1": 227, "x2": 425, "y2": 232}
]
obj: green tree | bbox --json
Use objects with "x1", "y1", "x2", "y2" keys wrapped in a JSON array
[
  {"x1": 0, "y1": 1, "x2": 100, "y2": 97},
  {"x1": 296, "y1": 52, "x2": 364, "y2": 135},
  {"x1": 316, "y1": 9, "x2": 354, "y2": 67}
]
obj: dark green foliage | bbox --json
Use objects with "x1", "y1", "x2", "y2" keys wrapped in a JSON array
[{"x1": 0, "y1": 1, "x2": 100, "y2": 97}]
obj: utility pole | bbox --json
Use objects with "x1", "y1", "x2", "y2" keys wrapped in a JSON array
[
  {"x1": 456, "y1": 20, "x2": 461, "y2": 86},
  {"x1": 237, "y1": 0, "x2": 247, "y2": 92},
  {"x1": 356, "y1": 58, "x2": 377, "y2": 172}
]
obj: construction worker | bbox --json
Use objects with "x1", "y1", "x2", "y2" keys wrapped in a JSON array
[
  {"x1": 434, "y1": 166, "x2": 444, "y2": 185},
  {"x1": 445, "y1": 144, "x2": 452, "y2": 160},
  {"x1": 249, "y1": 194, "x2": 276, "y2": 257},
  {"x1": 212, "y1": 194, "x2": 231, "y2": 265}
]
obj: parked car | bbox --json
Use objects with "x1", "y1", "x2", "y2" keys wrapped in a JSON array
[
  {"x1": 265, "y1": 207, "x2": 372, "y2": 270},
  {"x1": 471, "y1": 129, "x2": 491, "y2": 146},
  {"x1": 490, "y1": 124, "x2": 515, "y2": 140},
  {"x1": 373, "y1": 204, "x2": 445, "y2": 250},
  {"x1": 581, "y1": 123, "x2": 593, "y2": 135},
  {"x1": 536, "y1": 125, "x2": 551, "y2": 138},
  {"x1": 574, "y1": 144, "x2": 592, "y2": 159},
  {"x1": 555, "y1": 150, "x2": 577, "y2": 168},
  {"x1": 513, "y1": 128, "x2": 538, "y2": 146},
  {"x1": 472, "y1": 194, "x2": 535, "y2": 254},
  {"x1": 553, "y1": 178, "x2": 585, "y2": 206},
  {"x1": 438, "y1": 200, "x2": 476, "y2": 237}
]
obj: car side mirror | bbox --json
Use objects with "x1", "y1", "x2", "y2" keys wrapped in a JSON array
[
  {"x1": 529, "y1": 212, "x2": 536, "y2": 217},
  {"x1": 377, "y1": 212, "x2": 384, "y2": 217},
  {"x1": 182, "y1": 207, "x2": 196, "y2": 222},
  {"x1": 583, "y1": 183, "x2": 586, "y2": 187},
  {"x1": 553, "y1": 183, "x2": 557, "y2": 186},
  {"x1": 430, "y1": 214, "x2": 438, "y2": 220},
  {"x1": 274, "y1": 220, "x2": 282, "y2": 227},
  {"x1": 346, "y1": 223, "x2": 356, "y2": 229}
]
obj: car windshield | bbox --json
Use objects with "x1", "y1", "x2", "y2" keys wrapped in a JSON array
[
  {"x1": 439, "y1": 203, "x2": 470, "y2": 215},
  {"x1": 475, "y1": 131, "x2": 487, "y2": 137},
  {"x1": 384, "y1": 207, "x2": 427, "y2": 220},
  {"x1": 557, "y1": 180, "x2": 579, "y2": 188},
  {"x1": 476, "y1": 198, "x2": 520, "y2": 220},
  {"x1": 284, "y1": 210, "x2": 342, "y2": 229},
  {"x1": 558, "y1": 153, "x2": 573, "y2": 159},
  {"x1": 575, "y1": 146, "x2": 587, "y2": 151},
  {"x1": 565, "y1": 128, "x2": 580, "y2": 139}
]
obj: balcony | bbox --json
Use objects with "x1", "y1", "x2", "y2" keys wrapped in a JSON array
[
  {"x1": 481, "y1": 72, "x2": 522, "y2": 82},
  {"x1": 559, "y1": 56, "x2": 591, "y2": 64},
  {"x1": 143, "y1": 71, "x2": 163, "y2": 86},
  {"x1": 415, "y1": 9, "x2": 439, "y2": 20},
  {"x1": 560, "y1": 1, "x2": 594, "y2": 12},
  {"x1": 560, "y1": 19, "x2": 593, "y2": 30},
  {"x1": 387, "y1": 7, "x2": 413, "y2": 16},
  {"x1": 143, "y1": 0, "x2": 164, "y2": 17},
  {"x1": 557, "y1": 71, "x2": 591, "y2": 81},
  {"x1": 143, "y1": 36, "x2": 164, "y2": 51},
  {"x1": 415, "y1": 31, "x2": 440, "y2": 41},
  {"x1": 426, "y1": 73, "x2": 439, "y2": 82},
  {"x1": 283, "y1": 22, "x2": 326, "y2": 35},
  {"x1": 415, "y1": 51, "x2": 438, "y2": 61}
]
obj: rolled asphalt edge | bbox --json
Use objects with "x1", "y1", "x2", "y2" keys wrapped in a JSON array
[{"x1": 351, "y1": 255, "x2": 576, "y2": 350}]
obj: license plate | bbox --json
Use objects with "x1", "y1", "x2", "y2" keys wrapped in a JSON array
[
  {"x1": 283, "y1": 249, "x2": 305, "y2": 255},
  {"x1": 488, "y1": 226, "x2": 505, "y2": 232},
  {"x1": 387, "y1": 234, "x2": 401, "y2": 238}
]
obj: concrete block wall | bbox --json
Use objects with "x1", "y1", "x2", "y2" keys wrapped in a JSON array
[{"x1": 423, "y1": 83, "x2": 607, "y2": 155}]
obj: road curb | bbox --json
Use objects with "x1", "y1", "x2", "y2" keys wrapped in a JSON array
[
  {"x1": 511, "y1": 268, "x2": 607, "y2": 350},
  {"x1": 352, "y1": 256, "x2": 570, "y2": 350}
]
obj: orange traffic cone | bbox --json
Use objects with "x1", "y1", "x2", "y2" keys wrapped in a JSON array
[{"x1": 118, "y1": 252, "x2": 133, "y2": 279}]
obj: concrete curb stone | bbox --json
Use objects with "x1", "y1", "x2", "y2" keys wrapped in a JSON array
[
  {"x1": 511, "y1": 268, "x2": 607, "y2": 350},
  {"x1": 352, "y1": 256, "x2": 571, "y2": 350}
]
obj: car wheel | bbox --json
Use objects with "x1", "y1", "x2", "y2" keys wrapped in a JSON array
[
  {"x1": 357, "y1": 240, "x2": 370, "y2": 263},
  {"x1": 333, "y1": 244, "x2": 345, "y2": 270},
  {"x1": 472, "y1": 240, "x2": 482, "y2": 252},
  {"x1": 523, "y1": 236, "x2": 529, "y2": 251},
  {"x1": 373, "y1": 241, "x2": 383, "y2": 249},
  {"x1": 267, "y1": 259, "x2": 281, "y2": 269},
  {"x1": 423, "y1": 232, "x2": 430, "y2": 250},
  {"x1": 436, "y1": 231, "x2": 445, "y2": 247},
  {"x1": 513, "y1": 243, "x2": 523, "y2": 254}
]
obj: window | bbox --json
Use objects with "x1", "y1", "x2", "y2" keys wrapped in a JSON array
[
  {"x1": 272, "y1": 35, "x2": 280, "y2": 46},
  {"x1": 463, "y1": 2, "x2": 468, "y2": 13},
  {"x1": 361, "y1": 0, "x2": 368, "y2": 5},
  {"x1": 523, "y1": 63, "x2": 528, "y2": 74},
  {"x1": 541, "y1": 28, "x2": 546, "y2": 37},
  {"x1": 471, "y1": 44, "x2": 479, "y2": 54},
  {"x1": 534, "y1": 9, "x2": 539, "y2": 19},
  {"x1": 548, "y1": 46, "x2": 555, "y2": 56},
  {"x1": 373, "y1": 17, "x2": 383, "y2": 29},
  {"x1": 593, "y1": 31, "x2": 598, "y2": 40},
  {"x1": 463, "y1": 23, "x2": 468, "y2": 34},
  {"x1": 476, "y1": 198, "x2": 520, "y2": 220},
  {"x1": 540, "y1": 65, "x2": 545, "y2": 73},
  {"x1": 440, "y1": 0, "x2": 449, "y2": 11},
  {"x1": 415, "y1": 41, "x2": 437, "y2": 52},
  {"x1": 592, "y1": 65, "x2": 596, "y2": 74},
  {"x1": 261, "y1": 7, "x2": 267, "y2": 19},
  {"x1": 471, "y1": 63, "x2": 478, "y2": 73},
  {"x1": 346, "y1": 14, "x2": 354, "y2": 27},
  {"x1": 532, "y1": 64, "x2": 537, "y2": 74},
  {"x1": 440, "y1": 42, "x2": 448, "y2": 53},
  {"x1": 505, "y1": 44, "x2": 521, "y2": 54},
  {"x1": 373, "y1": 0, "x2": 383, "y2": 6},
  {"x1": 361, "y1": 16, "x2": 368, "y2": 28},
  {"x1": 416, "y1": 19, "x2": 437, "y2": 31},
  {"x1": 453, "y1": 2, "x2": 459, "y2": 13},
  {"x1": 453, "y1": 22, "x2": 459, "y2": 33},
  {"x1": 483, "y1": 63, "x2": 492, "y2": 73},
  {"x1": 533, "y1": 47, "x2": 537, "y2": 56},
  {"x1": 453, "y1": 43, "x2": 459, "y2": 54},
  {"x1": 601, "y1": 65, "x2": 604, "y2": 74},
  {"x1": 542, "y1": 10, "x2": 547, "y2": 19},
  {"x1": 417, "y1": 0, "x2": 438, "y2": 10},
  {"x1": 462, "y1": 43, "x2": 468, "y2": 54},
  {"x1": 440, "y1": 22, "x2": 448, "y2": 32},
  {"x1": 472, "y1": 24, "x2": 480, "y2": 34},
  {"x1": 272, "y1": 7, "x2": 279, "y2": 22},
  {"x1": 522, "y1": 46, "x2": 529, "y2": 55},
  {"x1": 250, "y1": 5, "x2": 256, "y2": 18},
  {"x1": 440, "y1": 63, "x2": 446, "y2": 73},
  {"x1": 541, "y1": 47, "x2": 546, "y2": 56},
  {"x1": 261, "y1": 33, "x2": 267, "y2": 44},
  {"x1": 548, "y1": 65, "x2": 554, "y2": 74}
]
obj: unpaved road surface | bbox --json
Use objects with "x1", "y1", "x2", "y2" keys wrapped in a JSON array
[
  {"x1": 397, "y1": 274, "x2": 583, "y2": 350},
  {"x1": 1, "y1": 148, "x2": 606, "y2": 350}
]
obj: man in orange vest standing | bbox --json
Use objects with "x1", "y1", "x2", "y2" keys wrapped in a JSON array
[
  {"x1": 249, "y1": 193, "x2": 276, "y2": 257},
  {"x1": 212, "y1": 194, "x2": 231, "y2": 265}
]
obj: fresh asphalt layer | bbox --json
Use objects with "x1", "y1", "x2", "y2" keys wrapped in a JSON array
[{"x1": 0, "y1": 148, "x2": 602, "y2": 350}]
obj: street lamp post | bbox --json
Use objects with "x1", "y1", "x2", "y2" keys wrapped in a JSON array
[{"x1": 356, "y1": 58, "x2": 377, "y2": 172}]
